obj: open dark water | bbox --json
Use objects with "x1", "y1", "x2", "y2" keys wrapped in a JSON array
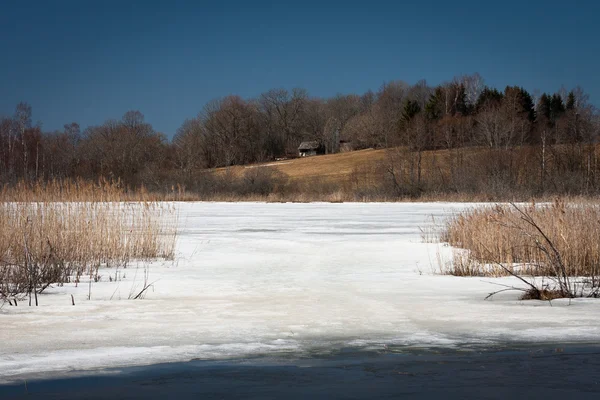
[{"x1": 2, "y1": 345, "x2": 600, "y2": 399}]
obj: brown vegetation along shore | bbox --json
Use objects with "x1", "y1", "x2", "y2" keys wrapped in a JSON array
[
  {"x1": 0, "y1": 184, "x2": 177, "y2": 306},
  {"x1": 1, "y1": 139, "x2": 599, "y2": 203},
  {"x1": 442, "y1": 200, "x2": 600, "y2": 299}
]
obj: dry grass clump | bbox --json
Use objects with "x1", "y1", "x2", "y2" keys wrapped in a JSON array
[
  {"x1": 0, "y1": 198, "x2": 177, "y2": 305},
  {"x1": 0, "y1": 178, "x2": 136, "y2": 202},
  {"x1": 442, "y1": 200, "x2": 600, "y2": 298},
  {"x1": 444, "y1": 200, "x2": 600, "y2": 277}
]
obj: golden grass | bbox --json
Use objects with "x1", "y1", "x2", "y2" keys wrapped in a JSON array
[
  {"x1": 0, "y1": 184, "x2": 177, "y2": 303},
  {"x1": 442, "y1": 200, "x2": 600, "y2": 278},
  {"x1": 213, "y1": 149, "x2": 389, "y2": 184},
  {"x1": 212, "y1": 146, "x2": 516, "y2": 186},
  {"x1": 0, "y1": 178, "x2": 129, "y2": 202},
  {"x1": 210, "y1": 144, "x2": 600, "y2": 202}
]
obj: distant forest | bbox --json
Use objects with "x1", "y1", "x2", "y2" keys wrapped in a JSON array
[{"x1": 1, "y1": 73, "x2": 599, "y2": 199}]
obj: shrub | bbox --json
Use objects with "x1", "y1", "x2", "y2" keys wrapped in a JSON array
[
  {"x1": 239, "y1": 167, "x2": 288, "y2": 196},
  {"x1": 442, "y1": 200, "x2": 600, "y2": 299},
  {"x1": 0, "y1": 199, "x2": 177, "y2": 306}
]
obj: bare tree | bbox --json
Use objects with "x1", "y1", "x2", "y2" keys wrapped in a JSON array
[
  {"x1": 202, "y1": 96, "x2": 262, "y2": 167},
  {"x1": 375, "y1": 81, "x2": 411, "y2": 147},
  {"x1": 259, "y1": 88, "x2": 307, "y2": 155},
  {"x1": 405, "y1": 114, "x2": 430, "y2": 186},
  {"x1": 303, "y1": 98, "x2": 327, "y2": 142},
  {"x1": 0, "y1": 118, "x2": 13, "y2": 179},
  {"x1": 15, "y1": 102, "x2": 32, "y2": 179},
  {"x1": 81, "y1": 111, "x2": 163, "y2": 184},
  {"x1": 475, "y1": 103, "x2": 527, "y2": 150},
  {"x1": 458, "y1": 73, "x2": 485, "y2": 108},
  {"x1": 342, "y1": 111, "x2": 383, "y2": 149},
  {"x1": 173, "y1": 117, "x2": 209, "y2": 173}
]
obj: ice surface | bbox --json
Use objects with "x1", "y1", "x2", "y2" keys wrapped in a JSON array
[{"x1": 1, "y1": 202, "x2": 599, "y2": 381}]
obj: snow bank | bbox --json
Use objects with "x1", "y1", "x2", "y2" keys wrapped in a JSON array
[{"x1": 1, "y1": 202, "x2": 599, "y2": 381}]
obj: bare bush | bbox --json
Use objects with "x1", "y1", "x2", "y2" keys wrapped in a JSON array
[{"x1": 239, "y1": 167, "x2": 288, "y2": 196}]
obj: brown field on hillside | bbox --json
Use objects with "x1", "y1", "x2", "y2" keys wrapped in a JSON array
[
  {"x1": 214, "y1": 148, "x2": 388, "y2": 183},
  {"x1": 198, "y1": 142, "x2": 599, "y2": 201},
  {"x1": 214, "y1": 147, "x2": 465, "y2": 185},
  {"x1": 3, "y1": 143, "x2": 598, "y2": 202}
]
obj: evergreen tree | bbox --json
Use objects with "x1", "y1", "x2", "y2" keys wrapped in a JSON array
[
  {"x1": 537, "y1": 93, "x2": 552, "y2": 121},
  {"x1": 504, "y1": 86, "x2": 536, "y2": 123},
  {"x1": 537, "y1": 93, "x2": 565, "y2": 126},
  {"x1": 518, "y1": 87, "x2": 536, "y2": 121},
  {"x1": 475, "y1": 87, "x2": 503, "y2": 111},
  {"x1": 402, "y1": 100, "x2": 421, "y2": 122},
  {"x1": 425, "y1": 87, "x2": 444, "y2": 120},
  {"x1": 550, "y1": 94, "x2": 565, "y2": 121},
  {"x1": 566, "y1": 91, "x2": 576, "y2": 110},
  {"x1": 454, "y1": 84, "x2": 469, "y2": 116}
]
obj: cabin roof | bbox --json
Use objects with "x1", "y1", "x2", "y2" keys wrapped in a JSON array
[{"x1": 298, "y1": 141, "x2": 320, "y2": 151}]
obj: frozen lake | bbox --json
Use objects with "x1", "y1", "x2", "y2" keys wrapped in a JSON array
[{"x1": 1, "y1": 202, "x2": 599, "y2": 383}]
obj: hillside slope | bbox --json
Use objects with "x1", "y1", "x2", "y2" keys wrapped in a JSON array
[
  {"x1": 202, "y1": 143, "x2": 599, "y2": 201},
  {"x1": 217, "y1": 149, "x2": 389, "y2": 183}
]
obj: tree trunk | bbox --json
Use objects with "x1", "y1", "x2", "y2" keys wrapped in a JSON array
[
  {"x1": 417, "y1": 151, "x2": 422, "y2": 186},
  {"x1": 540, "y1": 131, "x2": 546, "y2": 194},
  {"x1": 21, "y1": 128, "x2": 28, "y2": 180}
]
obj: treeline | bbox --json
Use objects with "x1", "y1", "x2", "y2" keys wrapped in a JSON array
[{"x1": 1, "y1": 73, "x2": 599, "y2": 199}]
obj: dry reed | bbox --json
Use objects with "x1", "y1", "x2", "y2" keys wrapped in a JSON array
[
  {"x1": 0, "y1": 183, "x2": 177, "y2": 305},
  {"x1": 442, "y1": 200, "x2": 600, "y2": 280}
]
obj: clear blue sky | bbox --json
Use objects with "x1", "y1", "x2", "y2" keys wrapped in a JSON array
[{"x1": 0, "y1": 0, "x2": 598, "y2": 136}]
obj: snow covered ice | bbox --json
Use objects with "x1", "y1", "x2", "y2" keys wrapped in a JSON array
[{"x1": 1, "y1": 202, "x2": 599, "y2": 382}]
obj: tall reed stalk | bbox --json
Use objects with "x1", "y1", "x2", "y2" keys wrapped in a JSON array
[
  {"x1": 0, "y1": 182, "x2": 177, "y2": 305},
  {"x1": 442, "y1": 200, "x2": 600, "y2": 299}
]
